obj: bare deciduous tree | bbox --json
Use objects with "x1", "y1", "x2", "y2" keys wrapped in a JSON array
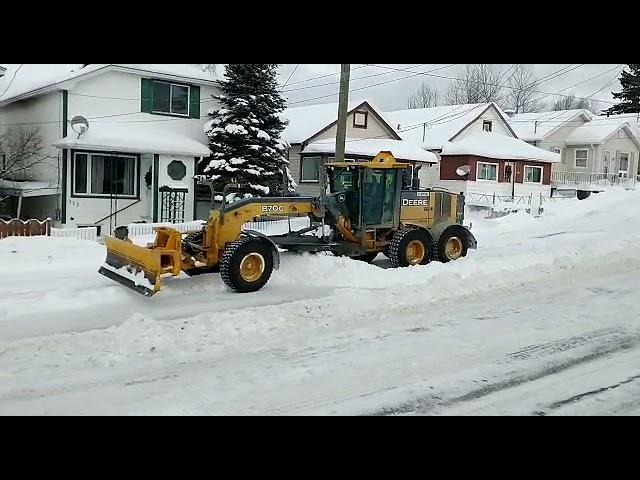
[
  {"x1": 407, "y1": 82, "x2": 440, "y2": 109},
  {"x1": 506, "y1": 64, "x2": 543, "y2": 113},
  {"x1": 551, "y1": 93, "x2": 600, "y2": 114},
  {"x1": 446, "y1": 64, "x2": 505, "y2": 105},
  {"x1": 198, "y1": 64, "x2": 218, "y2": 75},
  {"x1": 0, "y1": 129, "x2": 50, "y2": 181}
]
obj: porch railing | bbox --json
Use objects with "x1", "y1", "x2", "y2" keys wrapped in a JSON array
[{"x1": 552, "y1": 171, "x2": 638, "y2": 187}]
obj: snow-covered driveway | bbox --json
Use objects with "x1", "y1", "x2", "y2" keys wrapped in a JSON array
[{"x1": 1, "y1": 190, "x2": 639, "y2": 415}]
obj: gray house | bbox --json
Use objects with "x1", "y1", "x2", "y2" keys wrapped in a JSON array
[{"x1": 509, "y1": 110, "x2": 640, "y2": 189}]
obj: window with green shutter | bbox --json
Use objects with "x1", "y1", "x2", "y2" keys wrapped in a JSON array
[{"x1": 141, "y1": 79, "x2": 199, "y2": 118}]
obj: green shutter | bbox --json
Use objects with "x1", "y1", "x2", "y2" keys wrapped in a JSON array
[
  {"x1": 141, "y1": 78, "x2": 153, "y2": 113},
  {"x1": 190, "y1": 85, "x2": 200, "y2": 119}
]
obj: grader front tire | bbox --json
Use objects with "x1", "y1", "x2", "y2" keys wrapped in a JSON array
[{"x1": 220, "y1": 238, "x2": 274, "y2": 293}]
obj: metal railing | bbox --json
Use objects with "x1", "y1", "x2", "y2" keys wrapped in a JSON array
[{"x1": 465, "y1": 192, "x2": 532, "y2": 208}]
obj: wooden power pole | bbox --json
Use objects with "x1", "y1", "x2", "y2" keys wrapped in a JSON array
[{"x1": 335, "y1": 64, "x2": 351, "y2": 162}]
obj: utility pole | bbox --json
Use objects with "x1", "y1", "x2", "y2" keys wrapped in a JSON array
[{"x1": 335, "y1": 64, "x2": 351, "y2": 162}]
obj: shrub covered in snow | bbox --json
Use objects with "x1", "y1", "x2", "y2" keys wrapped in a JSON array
[{"x1": 198, "y1": 64, "x2": 296, "y2": 197}]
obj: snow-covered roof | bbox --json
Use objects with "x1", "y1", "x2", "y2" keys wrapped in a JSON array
[
  {"x1": 508, "y1": 109, "x2": 594, "y2": 141},
  {"x1": 0, "y1": 64, "x2": 220, "y2": 106},
  {"x1": 0, "y1": 179, "x2": 60, "y2": 197},
  {"x1": 440, "y1": 132, "x2": 561, "y2": 163},
  {"x1": 385, "y1": 103, "x2": 515, "y2": 150},
  {"x1": 564, "y1": 118, "x2": 640, "y2": 147},
  {"x1": 52, "y1": 124, "x2": 211, "y2": 157},
  {"x1": 281, "y1": 99, "x2": 400, "y2": 144},
  {"x1": 303, "y1": 138, "x2": 438, "y2": 164}
]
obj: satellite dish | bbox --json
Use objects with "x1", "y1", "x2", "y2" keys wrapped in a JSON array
[
  {"x1": 456, "y1": 165, "x2": 471, "y2": 177},
  {"x1": 70, "y1": 116, "x2": 89, "y2": 137}
]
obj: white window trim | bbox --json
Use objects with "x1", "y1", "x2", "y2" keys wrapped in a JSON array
[
  {"x1": 300, "y1": 156, "x2": 321, "y2": 183},
  {"x1": 476, "y1": 161, "x2": 499, "y2": 182},
  {"x1": 523, "y1": 165, "x2": 544, "y2": 184},
  {"x1": 353, "y1": 111, "x2": 368, "y2": 128},
  {"x1": 73, "y1": 151, "x2": 139, "y2": 198},
  {"x1": 574, "y1": 149, "x2": 588, "y2": 169},
  {"x1": 151, "y1": 81, "x2": 191, "y2": 117},
  {"x1": 618, "y1": 151, "x2": 630, "y2": 173}
]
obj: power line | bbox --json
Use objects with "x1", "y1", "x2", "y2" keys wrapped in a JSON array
[
  {"x1": 363, "y1": 64, "x2": 620, "y2": 106},
  {"x1": 0, "y1": 64, "x2": 24, "y2": 99},
  {"x1": 283, "y1": 65, "x2": 368, "y2": 88},
  {"x1": 280, "y1": 64, "x2": 300, "y2": 91},
  {"x1": 282, "y1": 64, "x2": 430, "y2": 93},
  {"x1": 286, "y1": 64, "x2": 458, "y2": 106}
]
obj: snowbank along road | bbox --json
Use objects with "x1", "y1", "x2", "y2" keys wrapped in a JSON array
[{"x1": 1, "y1": 189, "x2": 639, "y2": 415}]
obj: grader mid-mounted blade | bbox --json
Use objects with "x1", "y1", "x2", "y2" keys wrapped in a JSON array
[{"x1": 98, "y1": 228, "x2": 183, "y2": 297}]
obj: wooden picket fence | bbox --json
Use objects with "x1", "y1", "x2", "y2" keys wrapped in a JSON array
[{"x1": 0, "y1": 218, "x2": 52, "y2": 239}]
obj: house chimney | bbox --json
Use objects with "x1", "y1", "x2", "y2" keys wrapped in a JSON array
[{"x1": 504, "y1": 108, "x2": 516, "y2": 118}]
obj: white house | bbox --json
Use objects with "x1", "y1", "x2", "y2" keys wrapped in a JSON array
[
  {"x1": 386, "y1": 102, "x2": 518, "y2": 152},
  {"x1": 0, "y1": 64, "x2": 221, "y2": 234},
  {"x1": 508, "y1": 110, "x2": 640, "y2": 190},
  {"x1": 281, "y1": 99, "x2": 437, "y2": 196}
]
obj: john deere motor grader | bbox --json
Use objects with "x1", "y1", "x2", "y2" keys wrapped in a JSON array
[{"x1": 99, "y1": 152, "x2": 477, "y2": 296}]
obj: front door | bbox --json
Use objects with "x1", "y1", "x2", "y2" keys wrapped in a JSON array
[{"x1": 504, "y1": 162, "x2": 515, "y2": 197}]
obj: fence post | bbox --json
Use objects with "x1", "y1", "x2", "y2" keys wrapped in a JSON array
[{"x1": 492, "y1": 193, "x2": 496, "y2": 206}]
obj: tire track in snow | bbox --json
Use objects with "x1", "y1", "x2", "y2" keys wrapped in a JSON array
[{"x1": 366, "y1": 330, "x2": 640, "y2": 416}]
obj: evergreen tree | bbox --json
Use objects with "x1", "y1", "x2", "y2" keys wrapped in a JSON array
[
  {"x1": 607, "y1": 64, "x2": 640, "y2": 114},
  {"x1": 198, "y1": 64, "x2": 296, "y2": 199}
]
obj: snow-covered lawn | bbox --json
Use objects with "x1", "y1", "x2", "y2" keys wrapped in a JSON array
[{"x1": 1, "y1": 189, "x2": 640, "y2": 415}]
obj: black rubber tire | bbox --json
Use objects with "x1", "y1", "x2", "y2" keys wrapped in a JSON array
[
  {"x1": 388, "y1": 229, "x2": 431, "y2": 268},
  {"x1": 351, "y1": 252, "x2": 378, "y2": 263},
  {"x1": 437, "y1": 230, "x2": 469, "y2": 263},
  {"x1": 220, "y1": 238, "x2": 274, "y2": 293}
]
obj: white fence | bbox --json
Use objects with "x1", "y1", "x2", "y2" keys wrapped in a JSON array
[
  {"x1": 51, "y1": 227, "x2": 98, "y2": 242},
  {"x1": 127, "y1": 221, "x2": 206, "y2": 237}
]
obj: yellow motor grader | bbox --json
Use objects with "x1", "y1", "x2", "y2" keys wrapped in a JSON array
[{"x1": 99, "y1": 152, "x2": 477, "y2": 296}]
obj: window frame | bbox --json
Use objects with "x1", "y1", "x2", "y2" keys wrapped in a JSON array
[
  {"x1": 476, "y1": 161, "x2": 499, "y2": 182},
  {"x1": 353, "y1": 111, "x2": 368, "y2": 129},
  {"x1": 574, "y1": 149, "x2": 588, "y2": 169},
  {"x1": 618, "y1": 151, "x2": 630, "y2": 177},
  {"x1": 151, "y1": 80, "x2": 191, "y2": 117},
  {"x1": 523, "y1": 165, "x2": 544, "y2": 184},
  {"x1": 71, "y1": 150, "x2": 141, "y2": 199},
  {"x1": 300, "y1": 155, "x2": 321, "y2": 183},
  {"x1": 482, "y1": 120, "x2": 493, "y2": 132}
]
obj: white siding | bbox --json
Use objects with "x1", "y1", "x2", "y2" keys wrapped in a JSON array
[
  {"x1": 309, "y1": 105, "x2": 396, "y2": 143},
  {"x1": 454, "y1": 107, "x2": 515, "y2": 142}
]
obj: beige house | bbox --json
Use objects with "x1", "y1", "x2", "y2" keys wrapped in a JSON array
[
  {"x1": 282, "y1": 100, "x2": 436, "y2": 196},
  {"x1": 509, "y1": 110, "x2": 640, "y2": 189}
]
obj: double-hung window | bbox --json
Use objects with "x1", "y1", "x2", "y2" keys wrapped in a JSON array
[
  {"x1": 619, "y1": 152, "x2": 630, "y2": 178},
  {"x1": 575, "y1": 149, "x2": 588, "y2": 168},
  {"x1": 301, "y1": 156, "x2": 321, "y2": 183},
  {"x1": 476, "y1": 162, "x2": 498, "y2": 181},
  {"x1": 73, "y1": 152, "x2": 138, "y2": 197}
]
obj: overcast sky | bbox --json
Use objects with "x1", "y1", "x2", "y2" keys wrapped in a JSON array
[{"x1": 276, "y1": 64, "x2": 625, "y2": 113}]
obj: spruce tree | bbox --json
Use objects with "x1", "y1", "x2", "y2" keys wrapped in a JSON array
[
  {"x1": 607, "y1": 64, "x2": 640, "y2": 114},
  {"x1": 199, "y1": 64, "x2": 296, "y2": 199}
]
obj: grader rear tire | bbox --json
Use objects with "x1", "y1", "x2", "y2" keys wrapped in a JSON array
[
  {"x1": 437, "y1": 231, "x2": 468, "y2": 263},
  {"x1": 220, "y1": 238, "x2": 274, "y2": 293},
  {"x1": 388, "y1": 229, "x2": 431, "y2": 268}
]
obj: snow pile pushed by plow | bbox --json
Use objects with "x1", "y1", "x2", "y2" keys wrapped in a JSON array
[{"x1": 1, "y1": 189, "x2": 640, "y2": 415}]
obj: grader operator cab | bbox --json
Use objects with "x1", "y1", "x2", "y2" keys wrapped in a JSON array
[{"x1": 99, "y1": 152, "x2": 477, "y2": 296}]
